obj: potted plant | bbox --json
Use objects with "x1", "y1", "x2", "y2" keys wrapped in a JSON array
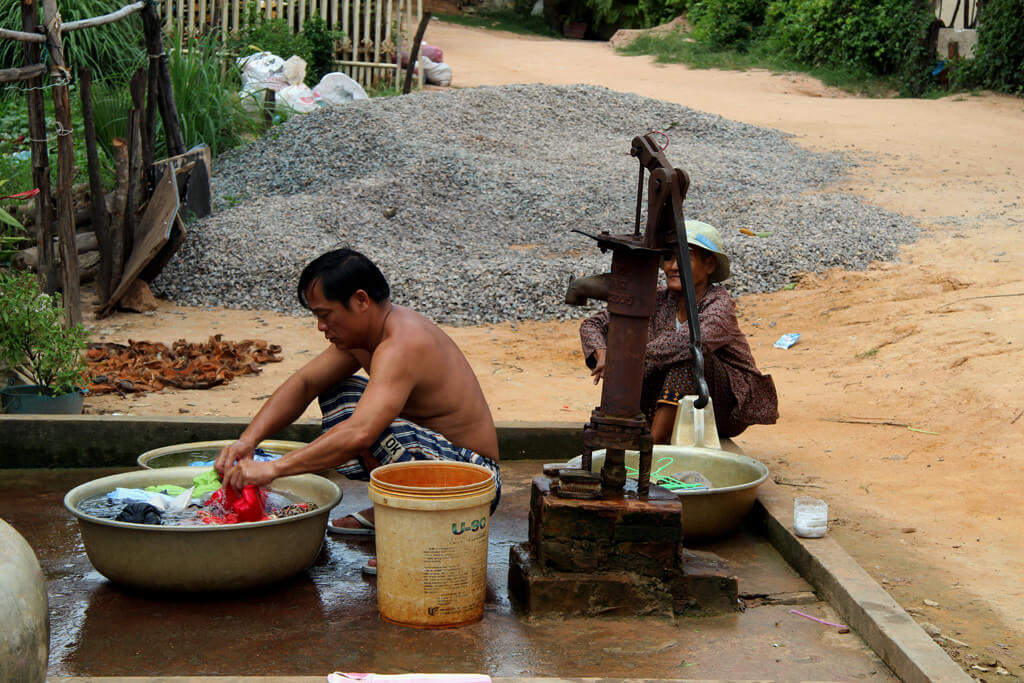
[{"x1": 0, "y1": 269, "x2": 89, "y2": 414}]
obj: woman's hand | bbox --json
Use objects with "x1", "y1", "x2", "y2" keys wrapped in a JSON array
[{"x1": 591, "y1": 348, "x2": 607, "y2": 384}]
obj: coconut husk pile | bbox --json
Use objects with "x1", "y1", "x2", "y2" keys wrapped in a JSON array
[{"x1": 86, "y1": 335, "x2": 282, "y2": 394}]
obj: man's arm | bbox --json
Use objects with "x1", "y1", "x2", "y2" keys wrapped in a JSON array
[
  {"x1": 222, "y1": 338, "x2": 420, "y2": 488},
  {"x1": 269, "y1": 338, "x2": 417, "y2": 477},
  {"x1": 215, "y1": 346, "x2": 360, "y2": 476}
]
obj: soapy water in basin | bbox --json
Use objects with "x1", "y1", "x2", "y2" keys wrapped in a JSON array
[{"x1": 76, "y1": 488, "x2": 316, "y2": 526}]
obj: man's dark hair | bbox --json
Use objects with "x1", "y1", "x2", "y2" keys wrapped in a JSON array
[{"x1": 297, "y1": 248, "x2": 390, "y2": 309}]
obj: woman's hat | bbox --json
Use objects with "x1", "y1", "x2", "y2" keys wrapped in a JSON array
[{"x1": 685, "y1": 219, "x2": 731, "y2": 283}]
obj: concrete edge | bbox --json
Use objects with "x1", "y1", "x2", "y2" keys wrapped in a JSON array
[
  {"x1": 753, "y1": 479, "x2": 971, "y2": 683},
  {"x1": 0, "y1": 416, "x2": 584, "y2": 468},
  {"x1": 46, "y1": 678, "x2": 785, "y2": 682}
]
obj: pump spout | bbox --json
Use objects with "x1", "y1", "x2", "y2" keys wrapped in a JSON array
[{"x1": 564, "y1": 273, "x2": 611, "y2": 306}]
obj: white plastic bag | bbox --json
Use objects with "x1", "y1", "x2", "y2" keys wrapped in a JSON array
[
  {"x1": 237, "y1": 52, "x2": 288, "y2": 113},
  {"x1": 237, "y1": 52, "x2": 288, "y2": 92},
  {"x1": 313, "y1": 72, "x2": 369, "y2": 106},
  {"x1": 283, "y1": 55, "x2": 308, "y2": 86},
  {"x1": 278, "y1": 84, "x2": 318, "y2": 113},
  {"x1": 418, "y1": 55, "x2": 452, "y2": 87}
]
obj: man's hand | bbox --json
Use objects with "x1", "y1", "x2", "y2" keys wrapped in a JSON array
[
  {"x1": 591, "y1": 348, "x2": 607, "y2": 384},
  {"x1": 215, "y1": 439, "x2": 255, "y2": 476},
  {"x1": 222, "y1": 458, "x2": 279, "y2": 490}
]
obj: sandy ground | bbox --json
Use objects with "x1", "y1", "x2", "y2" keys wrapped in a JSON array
[{"x1": 79, "y1": 19, "x2": 1024, "y2": 678}]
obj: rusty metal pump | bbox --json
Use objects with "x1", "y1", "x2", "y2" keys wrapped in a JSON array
[{"x1": 563, "y1": 132, "x2": 710, "y2": 497}]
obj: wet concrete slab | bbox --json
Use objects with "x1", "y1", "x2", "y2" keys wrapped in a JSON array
[{"x1": 0, "y1": 462, "x2": 895, "y2": 681}]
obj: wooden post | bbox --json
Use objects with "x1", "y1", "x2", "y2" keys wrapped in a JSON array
[
  {"x1": 402, "y1": 10, "x2": 430, "y2": 95},
  {"x1": 41, "y1": 0, "x2": 81, "y2": 325},
  {"x1": 21, "y1": 0, "x2": 56, "y2": 296},
  {"x1": 110, "y1": 138, "x2": 129, "y2": 281},
  {"x1": 145, "y1": 41, "x2": 160, "y2": 176},
  {"x1": 123, "y1": 107, "x2": 142, "y2": 267},
  {"x1": 129, "y1": 68, "x2": 152, "y2": 186},
  {"x1": 140, "y1": 2, "x2": 186, "y2": 157},
  {"x1": 78, "y1": 67, "x2": 114, "y2": 303}
]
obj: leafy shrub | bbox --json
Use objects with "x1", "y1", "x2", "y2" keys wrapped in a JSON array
[
  {"x1": 303, "y1": 14, "x2": 345, "y2": 85},
  {"x1": 542, "y1": 0, "x2": 687, "y2": 38},
  {"x1": 764, "y1": 0, "x2": 933, "y2": 76},
  {"x1": 690, "y1": 0, "x2": 767, "y2": 49},
  {"x1": 0, "y1": 269, "x2": 88, "y2": 395},
  {"x1": 960, "y1": 0, "x2": 1024, "y2": 93}
]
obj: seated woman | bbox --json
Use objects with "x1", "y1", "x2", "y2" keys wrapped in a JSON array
[{"x1": 580, "y1": 220, "x2": 778, "y2": 443}]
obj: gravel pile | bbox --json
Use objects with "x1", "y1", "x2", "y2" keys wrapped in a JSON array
[{"x1": 154, "y1": 84, "x2": 920, "y2": 325}]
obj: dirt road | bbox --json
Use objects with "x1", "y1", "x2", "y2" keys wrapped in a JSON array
[{"x1": 83, "y1": 20, "x2": 1024, "y2": 678}]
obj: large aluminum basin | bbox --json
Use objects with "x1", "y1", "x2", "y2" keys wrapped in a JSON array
[
  {"x1": 568, "y1": 445, "x2": 769, "y2": 540},
  {"x1": 64, "y1": 466, "x2": 342, "y2": 592},
  {"x1": 137, "y1": 439, "x2": 307, "y2": 469}
]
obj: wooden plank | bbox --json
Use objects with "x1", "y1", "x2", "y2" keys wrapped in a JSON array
[
  {"x1": 100, "y1": 167, "x2": 179, "y2": 316},
  {"x1": 62, "y1": 1, "x2": 145, "y2": 32},
  {"x1": 22, "y1": 0, "x2": 55, "y2": 295},
  {"x1": 41, "y1": 0, "x2": 81, "y2": 325}
]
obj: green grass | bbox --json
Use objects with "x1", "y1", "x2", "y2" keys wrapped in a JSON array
[
  {"x1": 616, "y1": 27, "x2": 901, "y2": 96},
  {"x1": 435, "y1": 11, "x2": 559, "y2": 38}
]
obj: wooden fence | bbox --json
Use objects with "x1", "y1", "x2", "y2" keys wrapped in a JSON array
[{"x1": 154, "y1": 0, "x2": 422, "y2": 89}]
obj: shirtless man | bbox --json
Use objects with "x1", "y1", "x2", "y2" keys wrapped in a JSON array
[{"x1": 214, "y1": 248, "x2": 500, "y2": 533}]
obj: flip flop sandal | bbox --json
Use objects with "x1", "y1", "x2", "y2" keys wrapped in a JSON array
[
  {"x1": 327, "y1": 511, "x2": 375, "y2": 535},
  {"x1": 361, "y1": 559, "x2": 377, "y2": 576}
]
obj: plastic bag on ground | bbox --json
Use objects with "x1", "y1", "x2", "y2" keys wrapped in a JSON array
[
  {"x1": 278, "y1": 84, "x2": 318, "y2": 113},
  {"x1": 238, "y1": 52, "x2": 289, "y2": 91},
  {"x1": 400, "y1": 42, "x2": 444, "y2": 68},
  {"x1": 283, "y1": 55, "x2": 308, "y2": 86},
  {"x1": 237, "y1": 52, "x2": 289, "y2": 113},
  {"x1": 418, "y1": 55, "x2": 452, "y2": 87},
  {"x1": 313, "y1": 72, "x2": 369, "y2": 106}
]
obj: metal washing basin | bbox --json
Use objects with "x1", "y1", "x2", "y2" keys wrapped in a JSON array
[
  {"x1": 64, "y1": 466, "x2": 341, "y2": 592},
  {"x1": 567, "y1": 445, "x2": 769, "y2": 540}
]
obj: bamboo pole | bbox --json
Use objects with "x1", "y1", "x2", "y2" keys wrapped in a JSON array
[
  {"x1": 287, "y1": 0, "x2": 294, "y2": 32},
  {"x1": 394, "y1": 0, "x2": 402, "y2": 90},
  {"x1": 41, "y1": 0, "x2": 81, "y2": 325},
  {"x1": 232, "y1": 0, "x2": 240, "y2": 36},
  {"x1": 78, "y1": 67, "x2": 114, "y2": 303},
  {"x1": 221, "y1": 0, "x2": 229, "y2": 40},
  {"x1": 351, "y1": 0, "x2": 360, "y2": 84},
  {"x1": 21, "y1": 0, "x2": 56, "y2": 296},
  {"x1": 199, "y1": 0, "x2": 207, "y2": 33},
  {"x1": 62, "y1": 1, "x2": 144, "y2": 32},
  {"x1": 373, "y1": 0, "x2": 381, "y2": 87},
  {"x1": 362, "y1": 0, "x2": 370, "y2": 86}
]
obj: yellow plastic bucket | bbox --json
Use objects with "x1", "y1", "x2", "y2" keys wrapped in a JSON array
[{"x1": 368, "y1": 461, "x2": 496, "y2": 628}]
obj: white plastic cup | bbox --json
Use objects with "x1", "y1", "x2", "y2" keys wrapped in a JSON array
[{"x1": 793, "y1": 496, "x2": 828, "y2": 538}]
